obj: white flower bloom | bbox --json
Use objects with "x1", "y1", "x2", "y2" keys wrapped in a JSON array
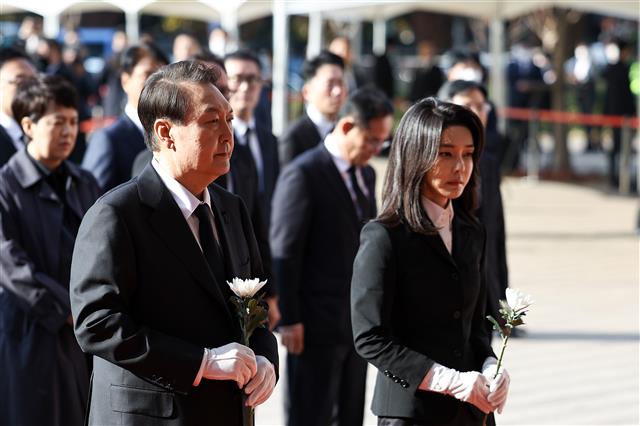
[
  {"x1": 227, "y1": 277, "x2": 267, "y2": 298},
  {"x1": 506, "y1": 288, "x2": 534, "y2": 313}
]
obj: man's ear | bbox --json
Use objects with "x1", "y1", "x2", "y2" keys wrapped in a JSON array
[
  {"x1": 20, "y1": 116, "x2": 34, "y2": 141},
  {"x1": 338, "y1": 117, "x2": 355, "y2": 135},
  {"x1": 154, "y1": 119, "x2": 174, "y2": 150},
  {"x1": 120, "y1": 72, "x2": 130, "y2": 95},
  {"x1": 301, "y1": 81, "x2": 311, "y2": 102}
]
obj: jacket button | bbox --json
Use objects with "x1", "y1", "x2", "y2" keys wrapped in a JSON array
[
  {"x1": 451, "y1": 272, "x2": 459, "y2": 280},
  {"x1": 393, "y1": 377, "x2": 401, "y2": 383},
  {"x1": 453, "y1": 349, "x2": 462, "y2": 358},
  {"x1": 400, "y1": 380, "x2": 409, "y2": 388},
  {"x1": 453, "y1": 310, "x2": 461, "y2": 319},
  {"x1": 384, "y1": 370, "x2": 392, "y2": 377}
]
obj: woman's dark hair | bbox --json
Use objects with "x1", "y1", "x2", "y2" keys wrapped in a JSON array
[
  {"x1": 138, "y1": 60, "x2": 221, "y2": 151},
  {"x1": 12, "y1": 75, "x2": 77, "y2": 128},
  {"x1": 378, "y1": 97, "x2": 484, "y2": 234}
]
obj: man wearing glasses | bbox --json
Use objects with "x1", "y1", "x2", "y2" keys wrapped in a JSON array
[
  {"x1": 224, "y1": 50, "x2": 280, "y2": 232},
  {"x1": 271, "y1": 88, "x2": 393, "y2": 426}
]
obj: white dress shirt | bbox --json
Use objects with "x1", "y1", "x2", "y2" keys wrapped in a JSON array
[
  {"x1": 421, "y1": 196, "x2": 454, "y2": 254},
  {"x1": 233, "y1": 117, "x2": 264, "y2": 191},
  {"x1": 0, "y1": 112, "x2": 25, "y2": 151},
  {"x1": 323, "y1": 133, "x2": 370, "y2": 203},
  {"x1": 306, "y1": 104, "x2": 335, "y2": 141},
  {"x1": 124, "y1": 104, "x2": 144, "y2": 137}
]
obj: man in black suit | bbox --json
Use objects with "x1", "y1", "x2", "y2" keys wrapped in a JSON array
[
  {"x1": 271, "y1": 88, "x2": 393, "y2": 426},
  {"x1": 82, "y1": 42, "x2": 168, "y2": 191},
  {"x1": 0, "y1": 48, "x2": 36, "y2": 166},
  {"x1": 279, "y1": 51, "x2": 347, "y2": 166},
  {"x1": 225, "y1": 49, "x2": 280, "y2": 227},
  {"x1": 70, "y1": 60, "x2": 278, "y2": 426}
]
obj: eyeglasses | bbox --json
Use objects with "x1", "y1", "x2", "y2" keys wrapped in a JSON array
[{"x1": 228, "y1": 74, "x2": 263, "y2": 88}]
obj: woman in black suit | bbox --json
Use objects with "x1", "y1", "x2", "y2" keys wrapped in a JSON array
[
  {"x1": 0, "y1": 75, "x2": 101, "y2": 425},
  {"x1": 351, "y1": 98, "x2": 510, "y2": 425}
]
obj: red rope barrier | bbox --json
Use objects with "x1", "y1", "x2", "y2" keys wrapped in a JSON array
[{"x1": 499, "y1": 107, "x2": 639, "y2": 129}]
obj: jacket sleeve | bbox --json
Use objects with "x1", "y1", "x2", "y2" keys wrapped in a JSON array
[
  {"x1": 0, "y1": 188, "x2": 69, "y2": 333},
  {"x1": 70, "y1": 201, "x2": 203, "y2": 395},
  {"x1": 269, "y1": 163, "x2": 312, "y2": 326},
  {"x1": 351, "y1": 221, "x2": 434, "y2": 396},
  {"x1": 471, "y1": 226, "x2": 496, "y2": 367},
  {"x1": 82, "y1": 129, "x2": 116, "y2": 191},
  {"x1": 237, "y1": 196, "x2": 279, "y2": 380}
]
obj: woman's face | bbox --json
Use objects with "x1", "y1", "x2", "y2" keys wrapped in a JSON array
[
  {"x1": 24, "y1": 102, "x2": 78, "y2": 170},
  {"x1": 421, "y1": 125, "x2": 475, "y2": 208}
]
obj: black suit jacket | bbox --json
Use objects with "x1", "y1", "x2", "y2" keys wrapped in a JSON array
[
  {"x1": 131, "y1": 147, "x2": 274, "y2": 299},
  {"x1": 278, "y1": 113, "x2": 322, "y2": 167},
  {"x1": 243, "y1": 125, "x2": 279, "y2": 226},
  {"x1": 351, "y1": 216, "x2": 495, "y2": 423},
  {"x1": 70, "y1": 164, "x2": 278, "y2": 426},
  {"x1": 0, "y1": 125, "x2": 18, "y2": 167},
  {"x1": 82, "y1": 114, "x2": 146, "y2": 192},
  {"x1": 270, "y1": 144, "x2": 376, "y2": 345}
]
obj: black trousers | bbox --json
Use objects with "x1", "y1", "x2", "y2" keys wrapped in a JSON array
[
  {"x1": 378, "y1": 409, "x2": 496, "y2": 426},
  {"x1": 286, "y1": 343, "x2": 367, "y2": 426}
]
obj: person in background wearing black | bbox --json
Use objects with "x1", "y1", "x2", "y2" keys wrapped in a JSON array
[{"x1": 0, "y1": 75, "x2": 101, "y2": 426}]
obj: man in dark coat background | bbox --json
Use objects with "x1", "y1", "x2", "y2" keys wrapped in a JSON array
[
  {"x1": 70, "y1": 60, "x2": 278, "y2": 426},
  {"x1": 279, "y1": 51, "x2": 347, "y2": 166},
  {"x1": 271, "y1": 88, "x2": 393, "y2": 426},
  {"x1": 81, "y1": 42, "x2": 168, "y2": 191}
]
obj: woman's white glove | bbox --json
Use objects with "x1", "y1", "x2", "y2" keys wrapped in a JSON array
[
  {"x1": 482, "y1": 357, "x2": 510, "y2": 413},
  {"x1": 420, "y1": 363, "x2": 493, "y2": 413}
]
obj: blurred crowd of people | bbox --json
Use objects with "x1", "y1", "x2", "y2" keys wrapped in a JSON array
[{"x1": 0, "y1": 17, "x2": 637, "y2": 426}]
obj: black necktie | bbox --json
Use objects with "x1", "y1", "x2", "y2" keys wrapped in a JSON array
[
  {"x1": 348, "y1": 166, "x2": 371, "y2": 222},
  {"x1": 244, "y1": 127, "x2": 252, "y2": 146},
  {"x1": 194, "y1": 204, "x2": 226, "y2": 286}
]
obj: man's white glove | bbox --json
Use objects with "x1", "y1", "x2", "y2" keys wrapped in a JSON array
[
  {"x1": 420, "y1": 363, "x2": 493, "y2": 413},
  {"x1": 244, "y1": 355, "x2": 276, "y2": 407},
  {"x1": 482, "y1": 357, "x2": 510, "y2": 413},
  {"x1": 201, "y1": 343, "x2": 257, "y2": 388}
]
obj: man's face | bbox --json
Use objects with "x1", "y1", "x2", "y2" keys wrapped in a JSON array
[
  {"x1": 302, "y1": 64, "x2": 346, "y2": 118},
  {"x1": 122, "y1": 56, "x2": 164, "y2": 109},
  {"x1": 344, "y1": 114, "x2": 393, "y2": 166},
  {"x1": 0, "y1": 58, "x2": 36, "y2": 116},
  {"x1": 225, "y1": 58, "x2": 262, "y2": 119},
  {"x1": 451, "y1": 89, "x2": 489, "y2": 127},
  {"x1": 167, "y1": 82, "x2": 234, "y2": 182}
]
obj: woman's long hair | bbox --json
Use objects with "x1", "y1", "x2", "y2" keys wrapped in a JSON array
[{"x1": 378, "y1": 97, "x2": 484, "y2": 234}]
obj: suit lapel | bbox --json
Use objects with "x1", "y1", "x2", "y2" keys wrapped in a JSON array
[
  {"x1": 316, "y1": 146, "x2": 361, "y2": 228},
  {"x1": 208, "y1": 187, "x2": 244, "y2": 282},
  {"x1": 138, "y1": 166, "x2": 233, "y2": 319},
  {"x1": 452, "y1": 213, "x2": 473, "y2": 265}
]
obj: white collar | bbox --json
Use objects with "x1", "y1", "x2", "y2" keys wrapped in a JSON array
[
  {"x1": 323, "y1": 132, "x2": 351, "y2": 174},
  {"x1": 421, "y1": 195, "x2": 454, "y2": 229},
  {"x1": 0, "y1": 112, "x2": 23, "y2": 144},
  {"x1": 233, "y1": 117, "x2": 256, "y2": 138},
  {"x1": 124, "y1": 104, "x2": 144, "y2": 135},
  {"x1": 306, "y1": 104, "x2": 334, "y2": 139},
  {"x1": 151, "y1": 158, "x2": 211, "y2": 221}
]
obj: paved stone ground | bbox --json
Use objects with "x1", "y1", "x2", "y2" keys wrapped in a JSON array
[{"x1": 256, "y1": 164, "x2": 639, "y2": 425}]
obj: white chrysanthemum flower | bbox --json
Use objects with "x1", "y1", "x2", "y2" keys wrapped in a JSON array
[
  {"x1": 227, "y1": 277, "x2": 267, "y2": 298},
  {"x1": 506, "y1": 288, "x2": 534, "y2": 313}
]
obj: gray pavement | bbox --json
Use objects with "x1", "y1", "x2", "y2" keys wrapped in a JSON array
[{"x1": 256, "y1": 163, "x2": 640, "y2": 425}]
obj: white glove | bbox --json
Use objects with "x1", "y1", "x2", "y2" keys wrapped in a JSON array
[
  {"x1": 421, "y1": 363, "x2": 493, "y2": 413},
  {"x1": 201, "y1": 343, "x2": 257, "y2": 388},
  {"x1": 244, "y1": 355, "x2": 276, "y2": 407},
  {"x1": 482, "y1": 357, "x2": 510, "y2": 413}
]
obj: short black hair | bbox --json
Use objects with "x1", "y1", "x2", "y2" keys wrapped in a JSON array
[
  {"x1": 339, "y1": 87, "x2": 393, "y2": 129},
  {"x1": 224, "y1": 49, "x2": 262, "y2": 71},
  {"x1": 121, "y1": 42, "x2": 169, "y2": 75},
  {"x1": 301, "y1": 50, "x2": 344, "y2": 82},
  {"x1": 12, "y1": 74, "x2": 77, "y2": 126},
  {"x1": 0, "y1": 47, "x2": 33, "y2": 70},
  {"x1": 445, "y1": 80, "x2": 487, "y2": 100},
  {"x1": 192, "y1": 51, "x2": 226, "y2": 71},
  {"x1": 138, "y1": 60, "x2": 222, "y2": 151}
]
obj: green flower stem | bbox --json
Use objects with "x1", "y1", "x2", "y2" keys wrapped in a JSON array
[{"x1": 494, "y1": 335, "x2": 509, "y2": 379}]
